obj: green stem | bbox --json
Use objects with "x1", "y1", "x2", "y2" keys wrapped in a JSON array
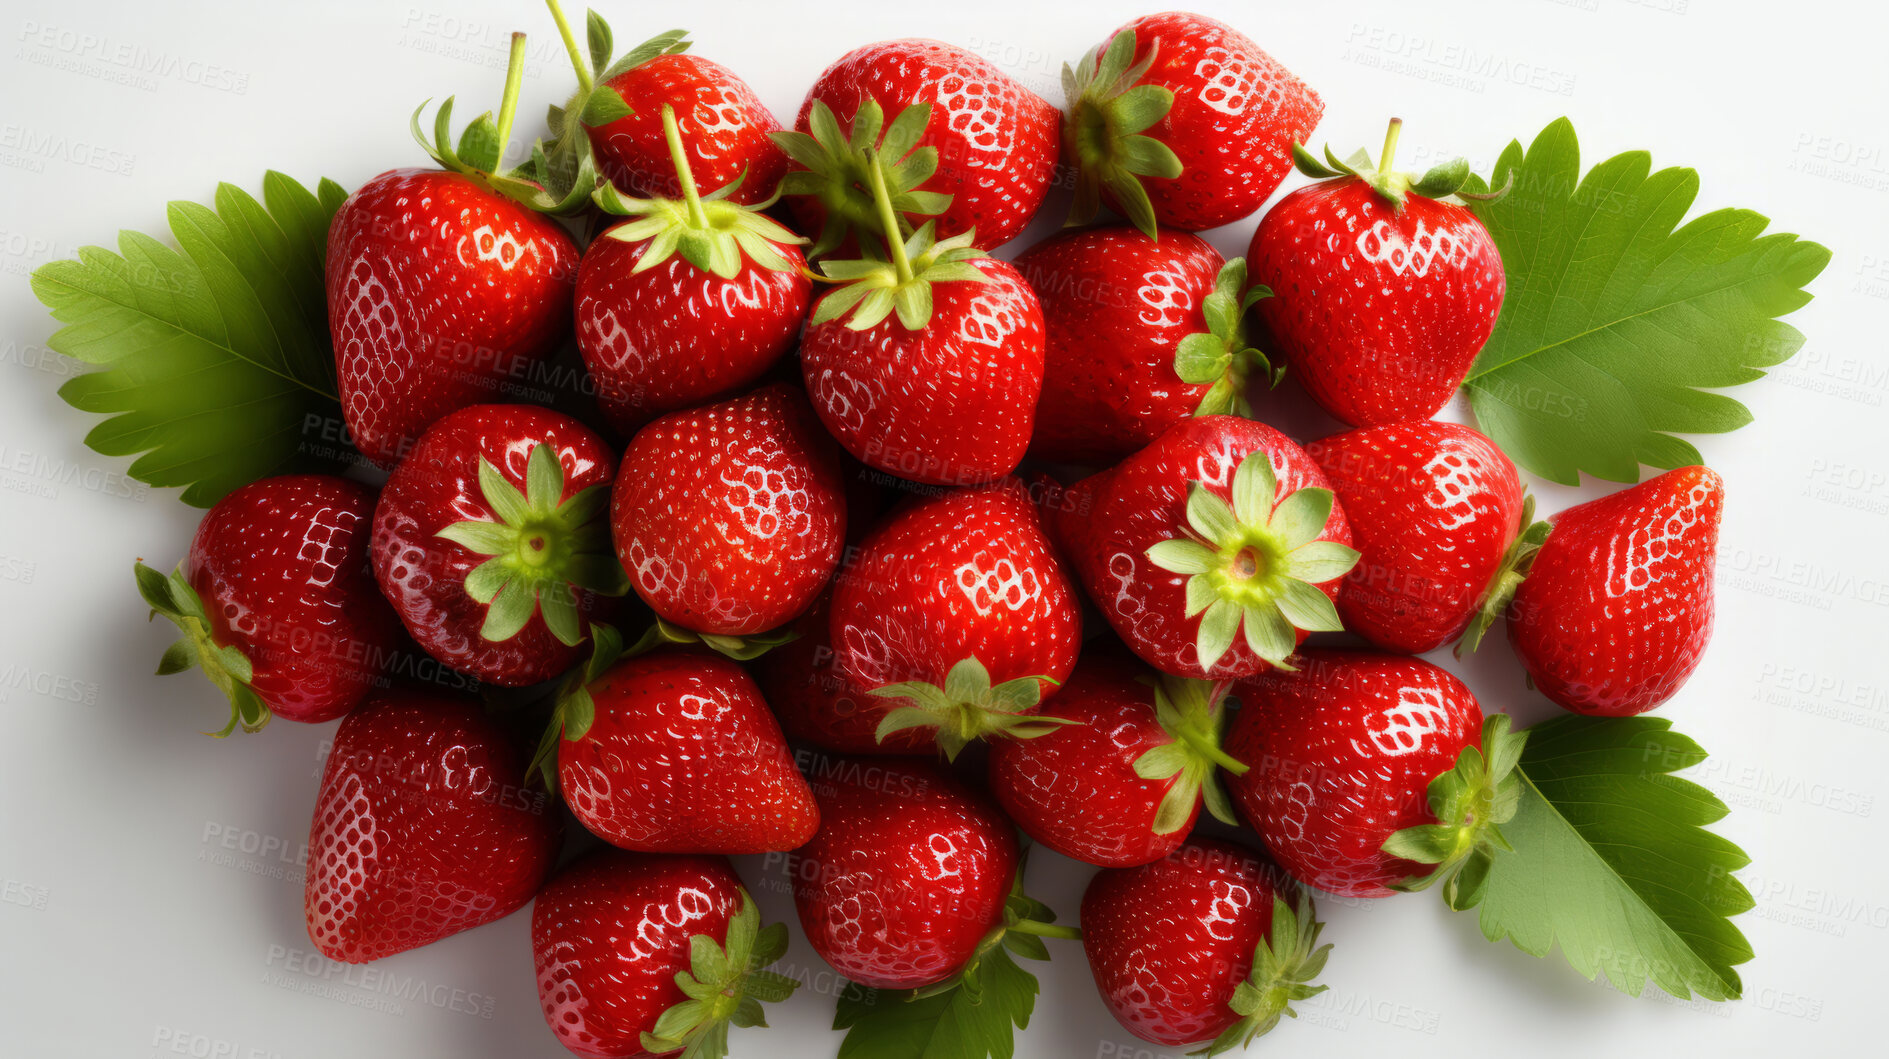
[
  {"x1": 661, "y1": 105, "x2": 708, "y2": 228},
  {"x1": 493, "y1": 33, "x2": 527, "y2": 158},
  {"x1": 544, "y1": 0, "x2": 591, "y2": 92},
  {"x1": 1008, "y1": 919, "x2": 1081, "y2": 941},
  {"x1": 1380, "y1": 117, "x2": 1403, "y2": 173},
  {"x1": 1179, "y1": 727, "x2": 1248, "y2": 775},
  {"x1": 864, "y1": 150, "x2": 914, "y2": 284}
]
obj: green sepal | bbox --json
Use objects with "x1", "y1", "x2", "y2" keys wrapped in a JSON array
[
  {"x1": 1062, "y1": 26, "x2": 1183, "y2": 239},
  {"x1": 811, "y1": 217, "x2": 991, "y2": 331},
  {"x1": 770, "y1": 98, "x2": 952, "y2": 259},
  {"x1": 1192, "y1": 891, "x2": 1330, "y2": 1056},
  {"x1": 1131, "y1": 675, "x2": 1247, "y2": 833},
  {"x1": 1290, "y1": 118, "x2": 1502, "y2": 211},
  {"x1": 623, "y1": 616, "x2": 798, "y2": 662},
  {"x1": 1383, "y1": 714, "x2": 1528, "y2": 907},
  {"x1": 639, "y1": 890, "x2": 800, "y2": 1058},
  {"x1": 1175, "y1": 259, "x2": 1282, "y2": 418},
  {"x1": 526, "y1": 621, "x2": 626, "y2": 795},
  {"x1": 134, "y1": 561, "x2": 271, "y2": 738},
  {"x1": 869, "y1": 656, "x2": 1074, "y2": 762},
  {"x1": 407, "y1": 33, "x2": 566, "y2": 211},
  {"x1": 1455, "y1": 494, "x2": 1552, "y2": 655}
]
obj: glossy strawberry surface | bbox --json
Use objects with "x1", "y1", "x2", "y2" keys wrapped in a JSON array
[
  {"x1": 327, "y1": 168, "x2": 578, "y2": 467},
  {"x1": 587, "y1": 53, "x2": 788, "y2": 205},
  {"x1": 558, "y1": 649, "x2": 818, "y2": 854},
  {"x1": 1508, "y1": 466, "x2": 1723, "y2": 716},
  {"x1": 1307, "y1": 421, "x2": 1524, "y2": 653},
  {"x1": 792, "y1": 757, "x2": 1017, "y2": 988},
  {"x1": 305, "y1": 687, "x2": 560, "y2": 963},
  {"x1": 1248, "y1": 180, "x2": 1504, "y2": 426},
  {"x1": 758, "y1": 592, "x2": 937, "y2": 756}
]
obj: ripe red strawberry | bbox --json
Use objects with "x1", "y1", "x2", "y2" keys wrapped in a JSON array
[
  {"x1": 1013, "y1": 226, "x2": 1277, "y2": 466},
  {"x1": 1063, "y1": 12, "x2": 1321, "y2": 236},
  {"x1": 1306, "y1": 421, "x2": 1536, "y2": 654},
  {"x1": 1053, "y1": 416, "x2": 1358, "y2": 680},
  {"x1": 371, "y1": 404, "x2": 625, "y2": 687},
  {"x1": 776, "y1": 39, "x2": 1059, "y2": 255},
  {"x1": 987, "y1": 649, "x2": 1247, "y2": 867},
  {"x1": 533, "y1": 849, "x2": 799, "y2": 1059},
  {"x1": 135, "y1": 475, "x2": 400, "y2": 734},
  {"x1": 1246, "y1": 120, "x2": 1506, "y2": 426},
  {"x1": 828, "y1": 479, "x2": 1081, "y2": 758},
  {"x1": 1502, "y1": 466, "x2": 1724, "y2": 716},
  {"x1": 575, "y1": 105, "x2": 811, "y2": 436},
  {"x1": 1227, "y1": 650, "x2": 1522, "y2": 902},
  {"x1": 757, "y1": 592, "x2": 936, "y2": 756},
  {"x1": 612, "y1": 385, "x2": 845, "y2": 637},
  {"x1": 1080, "y1": 839, "x2": 1328, "y2": 1051},
  {"x1": 305, "y1": 687, "x2": 560, "y2": 963}
]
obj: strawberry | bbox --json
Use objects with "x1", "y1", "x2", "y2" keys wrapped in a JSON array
[
  {"x1": 1053, "y1": 415, "x2": 1359, "y2": 680},
  {"x1": 371, "y1": 404, "x2": 626, "y2": 687},
  {"x1": 328, "y1": 39, "x2": 579, "y2": 467},
  {"x1": 533, "y1": 849, "x2": 799, "y2": 1059},
  {"x1": 1306, "y1": 420, "x2": 1537, "y2": 654},
  {"x1": 612, "y1": 385, "x2": 845, "y2": 637},
  {"x1": 987, "y1": 649, "x2": 1248, "y2": 867},
  {"x1": 1227, "y1": 650, "x2": 1523, "y2": 902},
  {"x1": 1246, "y1": 119, "x2": 1506, "y2": 426},
  {"x1": 828, "y1": 479, "x2": 1081, "y2": 758},
  {"x1": 1013, "y1": 226, "x2": 1277, "y2": 466},
  {"x1": 1079, "y1": 839, "x2": 1329, "y2": 1051},
  {"x1": 757, "y1": 592, "x2": 936, "y2": 756},
  {"x1": 1062, "y1": 12, "x2": 1321, "y2": 236},
  {"x1": 305, "y1": 686, "x2": 559, "y2": 963},
  {"x1": 575, "y1": 105, "x2": 811, "y2": 436},
  {"x1": 135, "y1": 475, "x2": 400, "y2": 735},
  {"x1": 532, "y1": 637, "x2": 819, "y2": 854},
  {"x1": 775, "y1": 39, "x2": 1059, "y2": 256},
  {"x1": 1498, "y1": 466, "x2": 1724, "y2": 716}
]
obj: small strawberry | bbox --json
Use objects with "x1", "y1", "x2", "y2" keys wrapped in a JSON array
[
  {"x1": 987, "y1": 649, "x2": 1248, "y2": 868},
  {"x1": 1013, "y1": 226, "x2": 1277, "y2": 466},
  {"x1": 533, "y1": 849, "x2": 799, "y2": 1059},
  {"x1": 135, "y1": 475, "x2": 400, "y2": 734},
  {"x1": 757, "y1": 592, "x2": 936, "y2": 756},
  {"x1": 1246, "y1": 119, "x2": 1507, "y2": 426},
  {"x1": 305, "y1": 687, "x2": 560, "y2": 963},
  {"x1": 1062, "y1": 12, "x2": 1322, "y2": 236},
  {"x1": 1080, "y1": 839, "x2": 1329, "y2": 1052},
  {"x1": 1054, "y1": 416, "x2": 1359, "y2": 680},
  {"x1": 576, "y1": 105, "x2": 811, "y2": 435},
  {"x1": 371, "y1": 404, "x2": 626, "y2": 687}
]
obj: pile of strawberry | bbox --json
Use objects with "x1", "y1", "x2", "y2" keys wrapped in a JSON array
[{"x1": 133, "y1": 5, "x2": 1727, "y2": 1057}]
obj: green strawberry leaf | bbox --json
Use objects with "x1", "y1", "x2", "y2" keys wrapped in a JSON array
[
  {"x1": 833, "y1": 945, "x2": 1041, "y2": 1059},
  {"x1": 1454, "y1": 714, "x2": 1754, "y2": 1000},
  {"x1": 29, "y1": 172, "x2": 349, "y2": 507},
  {"x1": 1462, "y1": 118, "x2": 1829, "y2": 484}
]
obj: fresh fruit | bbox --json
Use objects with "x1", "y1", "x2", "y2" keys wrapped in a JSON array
[
  {"x1": 612, "y1": 384, "x2": 844, "y2": 637},
  {"x1": 134, "y1": 475, "x2": 400, "y2": 734},
  {"x1": 1246, "y1": 119, "x2": 1506, "y2": 426},
  {"x1": 757, "y1": 592, "x2": 935, "y2": 756},
  {"x1": 575, "y1": 105, "x2": 811, "y2": 436},
  {"x1": 777, "y1": 39, "x2": 1059, "y2": 255},
  {"x1": 1080, "y1": 839, "x2": 1329, "y2": 1051},
  {"x1": 987, "y1": 649, "x2": 1247, "y2": 867},
  {"x1": 1054, "y1": 415, "x2": 1358, "y2": 679},
  {"x1": 1063, "y1": 12, "x2": 1321, "y2": 236},
  {"x1": 1013, "y1": 226, "x2": 1276, "y2": 465},
  {"x1": 533, "y1": 849, "x2": 799, "y2": 1059},
  {"x1": 1500, "y1": 466, "x2": 1724, "y2": 716},
  {"x1": 1306, "y1": 420, "x2": 1532, "y2": 653},
  {"x1": 305, "y1": 686, "x2": 560, "y2": 963},
  {"x1": 828, "y1": 479, "x2": 1081, "y2": 757},
  {"x1": 371, "y1": 404, "x2": 625, "y2": 687}
]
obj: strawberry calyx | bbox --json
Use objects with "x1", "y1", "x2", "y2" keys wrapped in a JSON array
[
  {"x1": 1061, "y1": 25, "x2": 1183, "y2": 239},
  {"x1": 1176, "y1": 259, "x2": 1282, "y2": 417},
  {"x1": 1292, "y1": 117, "x2": 1511, "y2": 210},
  {"x1": 1144, "y1": 453, "x2": 1362, "y2": 671},
  {"x1": 1455, "y1": 494, "x2": 1553, "y2": 656},
  {"x1": 592, "y1": 104, "x2": 806, "y2": 278},
  {"x1": 809, "y1": 152, "x2": 991, "y2": 332},
  {"x1": 912, "y1": 846, "x2": 1081, "y2": 1002},
  {"x1": 134, "y1": 561, "x2": 270, "y2": 737},
  {"x1": 1192, "y1": 891, "x2": 1331, "y2": 1057},
  {"x1": 772, "y1": 99, "x2": 952, "y2": 259},
  {"x1": 1382, "y1": 714, "x2": 1529, "y2": 909},
  {"x1": 623, "y1": 615, "x2": 798, "y2": 662},
  {"x1": 436, "y1": 442, "x2": 628, "y2": 651},
  {"x1": 639, "y1": 889, "x2": 802, "y2": 1059},
  {"x1": 1132, "y1": 675, "x2": 1248, "y2": 833},
  {"x1": 868, "y1": 656, "x2": 1075, "y2": 762},
  {"x1": 409, "y1": 33, "x2": 568, "y2": 210}
]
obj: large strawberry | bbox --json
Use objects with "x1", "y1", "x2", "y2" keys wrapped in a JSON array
[
  {"x1": 757, "y1": 592, "x2": 935, "y2": 756},
  {"x1": 1246, "y1": 119, "x2": 1506, "y2": 426},
  {"x1": 828, "y1": 479, "x2": 1081, "y2": 758},
  {"x1": 305, "y1": 687, "x2": 560, "y2": 963},
  {"x1": 1014, "y1": 226, "x2": 1277, "y2": 466},
  {"x1": 575, "y1": 105, "x2": 811, "y2": 436},
  {"x1": 987, "y1": 649, "x2": 1247, "y2": 867},
  {"x1": 135, "y1": 475, "x2": 400, "y2": 735},
  {"x1": 371, "y1": 404, "x2": 625, "y2": 687},
  {"x1": 328, "y1": 39, "x2": 579, "y2": 467},
  {"x1": 1080, "y1": 839, "x2": 1329, "y2": 1052},
  {"x1": 775, "y1": 39, "x2": 1059, "y2": 256},
  {"x1": 533, "y1": 849, "x2": 799, "y2": 1059},
  {"x1": 1496, "y1": 466, "x2": 1724, "y2": 716},
  {"x1": 1054, "y1": 416, "x2": 1359, "y2": 680},
  {"x1": 1062, "y1": 12, "x2": 1321, "y2": 236},
  {"x1": 1306, "y1": 420, "x2": 1538, "y2": 654}
]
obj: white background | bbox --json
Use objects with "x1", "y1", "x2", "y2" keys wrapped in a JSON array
[{"x1": 3, "y1": 1, "x2": 1886, "y2": 1056}]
